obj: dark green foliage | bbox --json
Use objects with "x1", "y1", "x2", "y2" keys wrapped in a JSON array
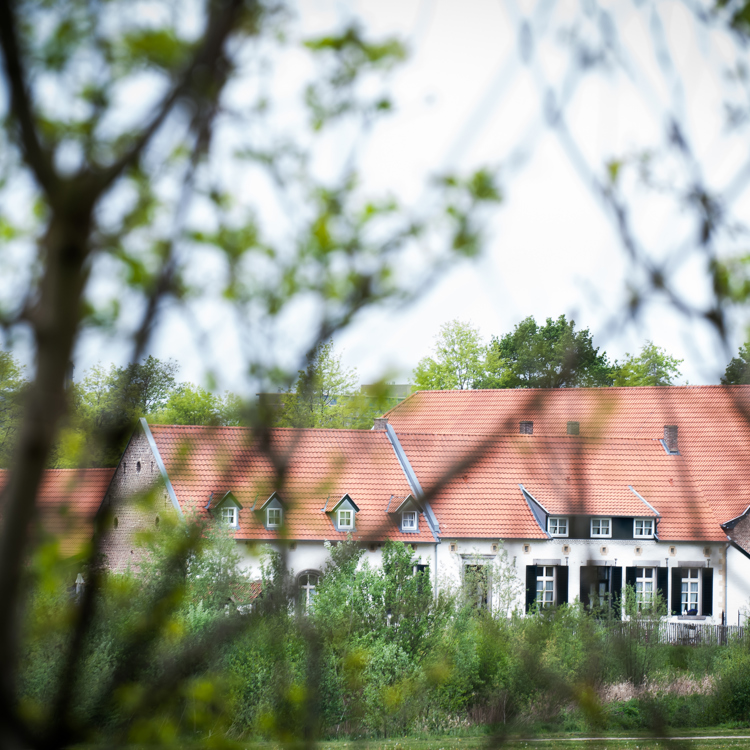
[
  {"x1": 722, "y1": 342, "x2": 750, "y2": 384},
  {"x1": 20, "y1": 530, "x2": 745, "y2": 743},
  {"x1": 54, "y1": 357, "x2": 245, "y2": 466},
  {"x1": 484, "y1": 315, "x2": 614, "y2": 388}
]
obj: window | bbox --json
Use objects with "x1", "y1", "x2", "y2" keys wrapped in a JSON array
[
  {"x1": 548, "y1": 517, "x2": 568, "y2": 537},
  {"x1": 520, "y1": 420, "x2": 533, "y2": 434},
  {"x1": 536, "y1": 566, "x2": 555, "y2": 607},
  {"x1": 266, "y1": 507, "x2": 281, "y2": 528},
  {"x1": 222, "y1": 506, "x2": 237, "y2": 526},
  {"x1": 402, "y1": 510, "x2": 417, "y2": 531},
  {"x1": 635, "y1": 567, "x2": 655, "y2": 610},
  {"x1": 681, "y1": 568, "x2": 700, "y2": 614},
  {"x1": 589, "y1": 568, "x2": 611, "y2": 609},
  {"x1": 590, "y1": 518, "x2": 611, "y2": 538},
  {"x1": 634, "y1": 519, "x2": 654, "y2": 538},
  {"x1": 338, "y1": 509, "x2": 353, "y2": 530},
  {"x1": 567, "y1": 421, "x2": 580, "y2": 435},
  {"x1": 298, "y1": 572, "x2": 319, "y2": 612}
]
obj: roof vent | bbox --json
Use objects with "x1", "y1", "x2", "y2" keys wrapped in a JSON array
[
  {"x1": 567, "y1": 421, "x2": 579, "y2": 435},
  {"x1": 373, "y1": 417, "x2": 388, "y2": 430},
  {"x1": 664, "y1": 425, "x2": 678, "y2": 454},
  {"x1": 520, "y1": 421, "x2": 533, "y2": 435}
]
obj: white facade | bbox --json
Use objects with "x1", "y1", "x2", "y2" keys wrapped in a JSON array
[{"x1": 232, "y1": 535, "x2": 731, "y2": 624}]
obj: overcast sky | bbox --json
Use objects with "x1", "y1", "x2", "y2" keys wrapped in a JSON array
[{"x1": 72, "y1": 0, "x2": 750, "y2": 392}]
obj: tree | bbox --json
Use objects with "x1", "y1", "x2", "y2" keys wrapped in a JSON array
[
  {"x1": 0, "y1": 352, "x2": 26, "y2": 467},
  {"x1": 150, "y1": 383, "x2": 224, "y2": 426},
  {"x1": 0, "y1": 2, "x2": 499, "y2": 740},
  {"x1": 721, "y1": 343, "x2": 750, "y2": 384},
  {"x1": 484, "y1": 315, "x2": 613, "y2": 389},
  {"x1": 612, "y1": 341, "x2": 683, "y2": 387},
  {"x1": 276, "y1": 341, "x2": 361, "y2": 428},
  {"x1": 413, "y1": 319, "x2": 486, "y2": 390}
]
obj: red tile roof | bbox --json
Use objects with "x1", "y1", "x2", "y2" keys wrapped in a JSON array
[
  {"x1": 147, "y1": 425, "x2": 434, "y2": 542},
  {"x1": 395, "y1": 433, "x2": 723, "y2": 541},
  {"x1": 385, "y1": 386, "x2": 750, "y2": 525},
  {"x1": 0, "y1": 468, "x2": 115, "y2": 556}
]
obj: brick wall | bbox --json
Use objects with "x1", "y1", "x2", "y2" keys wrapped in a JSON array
[
  {"x1": 730, "y1": 514, "x2": 750, "y2": 553},
  {"x1": 98, "y1": 426, "x2": 178, "y2": 572}
]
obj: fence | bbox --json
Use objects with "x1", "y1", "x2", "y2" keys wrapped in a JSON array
[{"x1": 607, "y1": 621, "x2": 747, "y2": 646}]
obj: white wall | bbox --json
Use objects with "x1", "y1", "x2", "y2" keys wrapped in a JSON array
[
  {"x1": 727, "y1": 544, "x2": 750, "y2": 626},
  {"x1": 232, "y1": 536, "x2": 738, "y2": 624}
]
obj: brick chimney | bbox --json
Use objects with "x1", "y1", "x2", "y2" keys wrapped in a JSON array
[
  {"x1": 373, "y1": 417, "x2": 389, "y2": 431},
  {"x1": 664, "y1": 425, "x2": 678, "y2": 453}
]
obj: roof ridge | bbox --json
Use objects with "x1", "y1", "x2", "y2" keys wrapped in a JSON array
[
  {"x1": 395, "y1": 431, "x2": 664, "y2": 442},
  {"x1": 402, "y1": 384, "x2": 749, "y2": 393},
  {"x1": 148, "y1": 423, "x2": 390, "y2": 436}
]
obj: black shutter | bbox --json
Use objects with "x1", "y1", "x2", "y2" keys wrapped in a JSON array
[
  {"x1": 702, "y1": 568, "x2": 714, "y2": 616},
  {"x1": 580, "y1": 566, "x2": 592, "y2": 608},
  {"x1": 610, "y1": 566, "x2": 623, "y2": 615},
  {"x1": 656, "y1": 567, "x2": 669, "y2": 606},
  {"x1": 525, "y1": 565, "x2": 537, "y2": 613},
  {"x1": 557, "y1": 566, "x2": 569, "y2": 606},
  {"x1": 671, "y1": 568, "x2": 682, "y2": 616}
]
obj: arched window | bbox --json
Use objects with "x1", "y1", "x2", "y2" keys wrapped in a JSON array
[{"x1": 298, "y1": 571, "x2": 320, "y2": 612}]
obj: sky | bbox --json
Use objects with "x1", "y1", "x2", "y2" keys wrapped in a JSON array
[{"x1": 71, "y1": 0, "x2": 750, "y2": 393}]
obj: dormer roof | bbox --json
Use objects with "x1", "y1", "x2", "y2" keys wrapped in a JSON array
[
  {"x1": 329, "y1": 493, "x2": 359, "y2": 513},
  {"x1": 206, "y1": 490, "x2": 243, "y2": 511},
  {"x1": 390, "y1": 494, "x2": 422, "y2": 514},
  {"x1": 258, "y1": 491, "x2": 283, "y2": 510}
]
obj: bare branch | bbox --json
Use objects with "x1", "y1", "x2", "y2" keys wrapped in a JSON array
[
  {"x1": 0, "y1": 0, "x2": 58, "y2": 195},
  {"x1": 94, "y1": 0, "x2": 250, "y2": 196}
]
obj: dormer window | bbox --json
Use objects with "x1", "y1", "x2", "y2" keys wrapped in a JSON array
[
  {"x1": 338, "y1": 509, "x2": 353, "y2": 530},
  {"x1": 402, "y1": 510, "x2": 417, "y2": 532},
  {"x1": 634, "y1": 518, "x2": 654, "y2": 539},
  {"x1": 329, "y1": 493, "x2": 359, "y2": 532},
  {"x1": 267, "y1": 507, "x2": 282, "y2": 528},
  {"x1": 591, "y1": 517, "x2": 611, "y2": 538},
  {"x1": 208, "y1": 491, "x2": 242, "y2": 528},
  {"x1": 548, "y1": 517, "x2": 568, "y2": 537}
]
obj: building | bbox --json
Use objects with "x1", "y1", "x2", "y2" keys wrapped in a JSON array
[{"x1": 99, "y1": 385, "x2": 750, "y2": 623}]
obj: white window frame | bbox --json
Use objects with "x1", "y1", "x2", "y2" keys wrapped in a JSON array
[
  {"x1": 221, "y1": 506, "x2": 237, "y2": 527},
  {"x1": 266, "y1": 507, "x2": 282, "y2": 528},
  {"x1": 338, "y1": 508, "x2": 354, "y2": 530},
  {"x1": 681, "y1": 568, "x2": 701, "y2": 615},
  {"x1": 635, "y1": 567, "x2": 655, "y2": 610},
  {"x1": 298, "y1": 571, "x2": 319, "y2": 612},
  {"x1": 590, "y1": 517, "x2": 611, "y2": 538},
  {"x1": 633, "y1": 518, "x2": 654, "y2": 539},
  {"x1": 536, "y1": 566, "x2": 556, "y2": 607},
  {"x1": 548, "y1": 517, "x2": 568, "y2": 537},
  {"x1": 402, "y1": 510, "x2": 417, "y2": 532}
]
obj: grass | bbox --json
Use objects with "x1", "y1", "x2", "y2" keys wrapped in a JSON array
[{"x1": 197, "y1": 729, "x2": 750, "y2": 750}]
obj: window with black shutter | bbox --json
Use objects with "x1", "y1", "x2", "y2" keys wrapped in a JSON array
[
  {"x1": 702, "y1": 568, "x2": 713, "y2": 616},
  {"x1": 557, "y1": 566, "x2": 569, "y2": 605},
  {"x1": 525, "y1": 565, "x2": 537, "y2": 612}
]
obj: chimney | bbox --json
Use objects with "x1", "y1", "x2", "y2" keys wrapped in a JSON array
[
  {"x1": 520, "y1": 421, "x2": 533, "y2": 435},
  {"x1": 373, "y1": 417, "x2": 389, "y2": 431},
  {"x1": 664, "y1": 425, "x2": 678, "y2": 454}
]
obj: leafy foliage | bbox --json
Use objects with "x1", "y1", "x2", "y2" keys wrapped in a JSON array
[
  {"x1": 721, "y1": 342, "x2": 750, "y2": 384},
  {"x1": 612, "y1": 341, "x2": 683, "y2": 387},
  {"x1": 485, "y1": 315, "x2": 614, "y2": 389},
  {"x1": 413, "y1": 320, "x2": 486, "y2": 390}
]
